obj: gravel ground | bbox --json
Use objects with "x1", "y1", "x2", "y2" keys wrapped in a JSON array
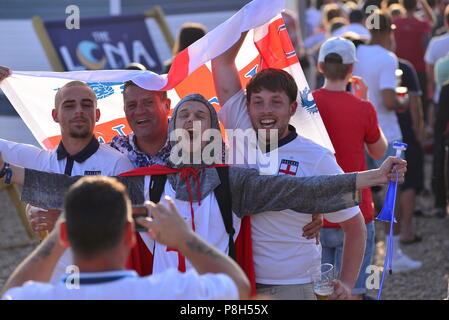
[{"x1": 0, "y1": 157, "x2": 448, "y2": 299}]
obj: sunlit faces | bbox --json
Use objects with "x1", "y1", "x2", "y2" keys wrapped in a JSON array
[
  {"x1": 123, "y1": 86, "x2": 170, "y2": 141},
  {"x1": 52, "y1": 85, "x2": 100, "y2": 139},
  {"x1": 173, "y1": 101, "x2": 212, "y2": 155},
  {"x1": 246, "y1": 89, "x2": 297, "y2": 143}
]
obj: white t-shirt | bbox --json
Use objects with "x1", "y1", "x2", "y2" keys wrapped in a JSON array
[
  {"x1": 2, "y1": 269, "x2": 238, "y2": 300},
  {"x1": 332, "y1": 23, "x2": 371, "y2": 40},
  {"x1": 353, "y1": 44, "x2": 402, "y2": 143},
  {"x1": 218, "y1": 90, "x2": 360, "y2": 285},
  {"x1": 424, "y1": 33, "x2": 449, "y2": 102},
  {"x1": 0, "y1": 138, "x2": 134, "y2": 283},
  {"x1": 139, "y1": 179, "x2": 241, "y2": 274},
  {"x1": 424, "y1": 33, "x2": 449, "y2": 65}
]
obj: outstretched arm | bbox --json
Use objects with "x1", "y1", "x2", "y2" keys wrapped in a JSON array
[
  {"x1": 229, "y1": 157, "x2": 407, "y2": 217},
  {"x1": 0, "y1": 152, "x2": 25, "y2": 185},
  {"x1": 229, "y1": 166, "x2": 360, "y2": 216}
]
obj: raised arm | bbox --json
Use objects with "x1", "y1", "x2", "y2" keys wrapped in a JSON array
[
  {"x1": 229, "y1": 157, "x2": 407, "y2": 217},
  {"x1": 211, "y1": 31, "x2": 247, "y2": 105},
  {"x1": 418, "y1": 0, "x2": 436, "y2": 25}
]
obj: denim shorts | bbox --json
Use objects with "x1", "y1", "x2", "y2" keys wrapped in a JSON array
[{"x1": 320, "y1": 221, "x2": 375, "y2": 295}]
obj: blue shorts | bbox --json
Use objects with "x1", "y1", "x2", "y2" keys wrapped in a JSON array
[{"x1": 320, "y1": 221, "x2": 375, "y2": 295}]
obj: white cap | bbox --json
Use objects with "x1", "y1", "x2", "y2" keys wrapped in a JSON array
[{"x1": 318, "y1": 37, "x2": 357, "y2": 64}]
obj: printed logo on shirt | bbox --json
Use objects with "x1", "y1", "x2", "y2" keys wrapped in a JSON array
[
  {"x1": 278, "y1": 159, "x2": 299, "y2": 176},
  {"x1": 84, "y1": 170, "x2": 102, "y2": 176}
]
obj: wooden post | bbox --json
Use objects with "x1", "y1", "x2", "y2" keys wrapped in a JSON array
[
  {"x1": 32, "y1": 15, "x2": 65, "y2": 72},
  {"x1": 145, "y1": 6, "x2": 175, "y2": 51},
  {"x1": 0, "y1": 181, "x2": 35, "y2": 240}
]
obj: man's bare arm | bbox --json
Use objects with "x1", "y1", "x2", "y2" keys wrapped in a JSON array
[
  {"x1": 1, "y1": 227, "x2": 65, "y2": 296},
  {"x1": 138, "y1": 198, "x2": 250, "y2": 299},
  {"x1": 338, "y1": 213, "x2": 367, "y2": 292},
  {"x1": 381, "y1": 89, "x2": 409, "y2": 111},
  {"x1": 409, "y1": 94, "x2": 424, "y2": 143},
  {"x1": 211, "y1": 32, "x2": 248, "y2": 105},
  {"x1": 366, "y1": 130, "x2": 388, "y2": 159}
]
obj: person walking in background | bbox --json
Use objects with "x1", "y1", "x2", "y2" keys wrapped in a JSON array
[
  {"x1": 393, "y1": 0, "x2": 435, "y2": 128},
  {"x1": 353, "y1": 10, "x2": 423, "y2": 271}
]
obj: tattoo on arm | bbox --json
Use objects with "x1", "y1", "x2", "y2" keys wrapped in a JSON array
[
  {"x1": 30, "y1": 238, "x2": 56, "y2": 263},
  {"x1": 186, "y1": 237, "x2": 220, "y2": 259}
]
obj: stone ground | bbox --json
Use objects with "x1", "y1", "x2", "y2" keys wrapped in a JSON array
[{"x1": 0, "y1": 156, "x2": 448, "y2": 299}]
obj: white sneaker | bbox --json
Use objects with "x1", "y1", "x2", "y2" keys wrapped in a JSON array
[{"x1": 392, "y1": 252, "x2": 422, "y2": 272}]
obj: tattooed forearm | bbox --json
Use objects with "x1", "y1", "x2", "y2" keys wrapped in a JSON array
[
  {"x1": 29, "y1": 237, "x2": 57, "y2": 264},
  {"x1": 186, "y1": 236, "x2": 221, "y2": 259}
]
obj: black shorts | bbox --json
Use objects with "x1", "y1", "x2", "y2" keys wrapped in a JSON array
[
  {"x1": 401, "y1": 139, "x2": 424, "y2": 191},
  {"x1": 397, "y1": 112, "x2": 424, "y2": 192}
]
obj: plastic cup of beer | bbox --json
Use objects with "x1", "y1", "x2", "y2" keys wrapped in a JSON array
[{"x1": 308, "y1": 263, "x2": 335, "y2": 300}]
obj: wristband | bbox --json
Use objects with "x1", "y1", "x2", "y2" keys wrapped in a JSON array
[
  {"x1": 5, "y1": 164, "x2": 12, "y2": 185},
  {"x1": 0, "y1": 162, "x2": 9, "y2": 179}
]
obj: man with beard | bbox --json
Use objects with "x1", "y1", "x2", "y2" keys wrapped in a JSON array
[{"x1": 0, "y1": 67, "x2": 133, "y2": 283}]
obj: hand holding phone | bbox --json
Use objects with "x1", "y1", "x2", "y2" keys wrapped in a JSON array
[{"x1": 132, "y1": 205, "x2": 149, "y2": 232}]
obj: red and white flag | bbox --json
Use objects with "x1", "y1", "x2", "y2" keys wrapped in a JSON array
[{"x1": 0, "y1": 0, "x2": 333, "y2": 152}]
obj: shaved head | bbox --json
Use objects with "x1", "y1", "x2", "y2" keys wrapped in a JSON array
[{"x1": 55, "y1": 81, "x2": 97, "y2": 108}]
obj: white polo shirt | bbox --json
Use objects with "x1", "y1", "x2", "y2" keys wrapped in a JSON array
[
  {"x1": 2, "y1": 269, "x2": 238, "y2": 300},
  {"x1": 218, "y1": 90, "x2": 360, "y2": 285},
  {"x1": 0, "y1": 137, "x2": 133, "y2": 176},
  {"x1": 0, "y1": 137, "x2": 134, "y2": 283}
]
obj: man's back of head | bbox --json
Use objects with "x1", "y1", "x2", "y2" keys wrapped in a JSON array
[
  {"x1": 367, "y1": 9, "x2": 396, "y2": 36},
  {"x1": 64, "y1": 176, "x2": 130, "y2": 260},
  {"x1": 401, "y1": 0, "x2": 417, "y2": 12},
  {"x1": 349, "y1": 9, "x2": 364, "y2": 24}
]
